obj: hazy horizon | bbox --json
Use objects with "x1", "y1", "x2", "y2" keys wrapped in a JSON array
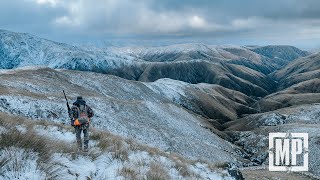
[{"x1": 2, "y1": 27, "x2": 319, "y2": 52}]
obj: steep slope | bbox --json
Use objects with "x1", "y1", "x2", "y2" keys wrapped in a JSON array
[
  {"x1": 0, "y1": 67, "x2": 251, "y2": 164},
  {"x1": 144, "y1": 78, "x2": 257, "y2": 125},
  {"x1": 0, "y1": 29, "x2": 143, "y2": 75},
  {"x1": 139, "y1": 60, "x2": 276, "y2": 97},
  {"x1": 2, "y1": 29, "x2": 312, "y2": 98},
  {"x1": 119, "y1": 44, "x2": 286, "y2": 75},
  {"x1": 251, "y1": 52, "x2": 320, "y2": 112},
  {"x1": 252, "y1": 45, "x2": 309, "y2": 67},
  {"x1": 250, "y1": 78, "x2": 320, "y2": 112},
  {"x1": 117, "y1": 43, "x2": 227, "y2": 62},
  {"x1": 273, "y1": 52, "x2": 320, "y2": 89},
  {"x1": 0, "y1": 30, "x2": 275, "y2": 97},
  {"x1": 217, "y1": 45, "x2": 278, "y2": 74}
]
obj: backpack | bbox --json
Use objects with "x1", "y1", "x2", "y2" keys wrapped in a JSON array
[{"x1": 76, "y1": 104, "x2": 90, "y2": 125}]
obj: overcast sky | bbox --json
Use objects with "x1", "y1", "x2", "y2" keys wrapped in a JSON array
[{"x1": 1, "y1": 0, "x2": 320, "y2": 49}]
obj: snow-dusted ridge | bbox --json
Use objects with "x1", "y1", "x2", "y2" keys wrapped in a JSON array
[
  {"x1": 0, "y1": 29, "x2": 310, "y2": 99},
  {"x1": 0, "y1": 29, "x2": 141, "y2": 71},
  {"x1": 0, "y1": 29, "x2": 309, "y2": 75}
]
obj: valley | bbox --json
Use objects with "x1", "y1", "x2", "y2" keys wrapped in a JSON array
[{"x1": 0, "y1": 29, "x2": 320, "y2": 179}]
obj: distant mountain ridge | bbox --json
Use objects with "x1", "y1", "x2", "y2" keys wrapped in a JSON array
[
  {"x1": 250, "y1": 52, "x2": 320, "y2": 112},
  {"x1": 0, "y1": 29, "x2": 140, "y2": 71},
  {"x1": 0, "y1": 29, "x2": 310, "y2": 97},
  {"x1": 0, "y1": 29, "x2": 309, "y2": 72},
  {"x1": 252, "y1": 45, "x2": 310, "y2": 67}
]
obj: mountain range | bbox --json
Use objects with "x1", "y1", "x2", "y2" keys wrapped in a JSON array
[{"x1": 0, "y1": 29, "x2": 319, "y2": 179}]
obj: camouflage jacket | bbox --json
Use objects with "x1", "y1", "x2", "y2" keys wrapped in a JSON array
[{"x1": 69, "y1": 99, "x2": 94, "y2": 127}]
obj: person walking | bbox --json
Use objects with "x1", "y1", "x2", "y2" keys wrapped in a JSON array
[{"x1": 70, "y1": 96, "x2": 94, "y2": 152}]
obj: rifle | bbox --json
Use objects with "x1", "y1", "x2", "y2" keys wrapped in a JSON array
[
  {"x1": 63, "y1": 90, "x2": 71, "y2": 113},
  {"x1": 63, "y1": 90, "x2": 73, "y2": 125}
]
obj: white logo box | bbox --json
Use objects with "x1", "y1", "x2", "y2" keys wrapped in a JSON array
[{"x1": 269, "y1": 133, "x2": 308, "y2": 171}]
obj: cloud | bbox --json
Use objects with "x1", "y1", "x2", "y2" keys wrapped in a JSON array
[
  {"x1": 51, "y1": 0, "x2": 223, "y2": 35},
  {"x1": 189, "y1": 16, "x2": 206, "y2": 29},
  {"x1": 0, "y1": 0, "x2": 320, "y2": 48},
  {"x1": 48, "y1": 0, "x2": 320, "y2": 36},
  {"x1": 33, "y1": 0, "x2": 60, "y2": 7},
  {"x1": 54, "y1": 15, "x2": 80, "y2": 27}
]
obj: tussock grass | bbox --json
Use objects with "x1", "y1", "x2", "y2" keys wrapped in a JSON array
[
  {"x1": 174, "y1": 160, "x2": 191, "y2": 177},
  {"x1": 90, "y1": 129, "x2": 129, "y2": 161},
  {"x1": 0, "y1": 113, "x2": 74, "y2": 178},
  {"x1": 146, "y1": 161, "x2": 170, "y2": 180},
  {"x1": 118, "y1": 166, "x2": 139, "y2": 180},
  {"x1": 89, "y1": 128, "x2": 227, "y2": 178},
  {"x1": 0, "y1": 129, "x2": 52, "y2": 161},
  {"x1": 0, "y1": 112, "x2": 228, "y2": 179},
  {"x1": 0, "y1": 114, "x2": 26, "y2": 129}
]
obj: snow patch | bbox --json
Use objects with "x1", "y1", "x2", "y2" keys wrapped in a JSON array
[
  {"x1": 259, "y1": 113, "x2": 286, "y2": 126},
  {"x1": 16, "y1": 125, "x2": 27, "y2": 134},
  {"x1": 144, "y1": 78, "x2": 187, "y2": 103},
  {"x1": 34, "y1": 125, "x2": 76, "y2": 143}
]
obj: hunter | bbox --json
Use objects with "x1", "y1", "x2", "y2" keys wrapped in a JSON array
[{"x1": 70, "y1": 96, "x2": 94, "y2": 152}]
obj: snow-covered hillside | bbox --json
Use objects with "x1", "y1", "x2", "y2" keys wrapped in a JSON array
[
  {"x1": 0, "y1": 67, "x2": 249, "y2": 165},
  {"x1": 0, "y1": 29, "x2": 311, "y2": 98},
  {"x1": 115, "y1": 43, "x2": 308, "y2": 74},
  {"x1": 0, "y1": 29, "x2": 141, "y2": 72},
  {"x1": 0, "y1": 112, "x2": 237, "y2": 180},
  {"x1": 0, "y1": 30, "x2": 309, "y2": 78}
]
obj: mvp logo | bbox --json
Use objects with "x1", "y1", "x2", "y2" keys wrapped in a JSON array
[{"x1": 269, "y1": 133, "x2": 308, "y2": 171}]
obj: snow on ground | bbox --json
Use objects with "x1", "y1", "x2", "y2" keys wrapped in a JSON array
[
  {"x1": 143, "y1": 78, "x2": 187, "y2": 104},
  {"x1": 16, "y1": 125, "x2": 27, "y2": 134},
  {"x1": 48, "y1": 151, "x2": 233, "y2": 180},
  {"x1": 190, "y1": 162, "x2": 230, "y2": 180},
  {"x1": 114, "y1": 43, "x2": 261, "y2": 63},
  {"x1": 0, "y1": 116, "x2": 235, "y2": 180},
  {"x1": 0, "y1": 126, "x2": 7, "y2": 134},
  {"x1": 259, "y1": 112, "x2": 286, "y2": 126},
  {"x1": 0, "y1": 69, "x2": 246, "y2": 163},
  {"x1": 0, "y1": 147, "x2": 45, "y2": 180},
  {"x1": 283, "y1": 103, "x2": 320, "y2": 124},
  {"x1": 0, "y1": 95, "x2": 66, "y2": 123},
  {"x1": 116, "y1": 43, "x2": 216, "y2": 56},
  {"x1": 34, "y1": 125, "x2": 75, "y2": 143},
  {"x1": 0, "y1": 29, "x2": 141, "y2": 72},
  {"x1": 49, "y1": 148, "x2": 234, "y2": 180}
]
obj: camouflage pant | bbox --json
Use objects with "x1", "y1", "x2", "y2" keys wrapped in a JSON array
[{"x1": 75, "y1": 126, "x2": 89, "y2": 150}]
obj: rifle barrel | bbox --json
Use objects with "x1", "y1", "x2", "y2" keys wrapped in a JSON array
[{"x1": 63, "y1": 90, "x2": 71, "y2": 112}]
